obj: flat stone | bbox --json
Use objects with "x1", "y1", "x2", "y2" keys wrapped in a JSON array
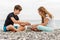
[{"x1": 0, "y1": 29, "x2": 60, "y2": 40}]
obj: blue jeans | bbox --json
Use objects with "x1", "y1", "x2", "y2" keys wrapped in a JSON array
[{"x1": 37, "y1": 25, "x2": 53, "y2": 32}]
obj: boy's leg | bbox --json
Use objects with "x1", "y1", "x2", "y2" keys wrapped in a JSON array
[
  {"x1": 6, "y1": 25, "x2": 17, "y2": 32},
  {"x1": 16, "y1": 25, "x2": 25, "y2": 32},
  {"x1": 16, "y1": 22, "x2": 31, "y2": 32}
]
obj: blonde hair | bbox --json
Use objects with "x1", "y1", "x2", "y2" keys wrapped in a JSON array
[{"x1": 38, "y1": 6, "x2": 52, "y2": 19}]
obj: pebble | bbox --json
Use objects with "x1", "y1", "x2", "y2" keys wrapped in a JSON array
[{"x1": 0, "y1": 29, "x2": 60, "y2": 40}]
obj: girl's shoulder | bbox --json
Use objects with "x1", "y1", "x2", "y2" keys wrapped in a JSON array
[{"x1": 45, "y1": 14, "x2": 52, "y2": 20}]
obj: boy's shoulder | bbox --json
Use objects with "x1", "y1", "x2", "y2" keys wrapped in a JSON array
[
  {"x1": 9, "y1": 12, "x2": 14, "y2": 15},
  {"x1": 7, "y1": 12, "x2": 14, "y2": 17},
  {"x1": 8, "y1": 12, "x2": 14, "y2": 16}
]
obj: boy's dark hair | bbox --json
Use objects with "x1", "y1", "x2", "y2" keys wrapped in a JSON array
[{"x1": 14, "y1": 5, "x2": 22, "y2": 11}]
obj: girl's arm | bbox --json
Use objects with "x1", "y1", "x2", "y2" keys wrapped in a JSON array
[{"x1": 40, "y1": 18, "x2": 49, "y2": 26}]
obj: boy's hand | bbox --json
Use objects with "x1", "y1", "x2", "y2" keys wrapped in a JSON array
[
  {"x1": 20, "y1": 22, "x2": 31, "y2": 26},
  {"x1": 31, "y1": 24, "x2": 39, "y2": 27},
  {"x1": 20, "y1": 22, "x2": 26, "y2": 26},
  {"x1": 24, "y1": 22, "x2": 31, "y2": 26}
]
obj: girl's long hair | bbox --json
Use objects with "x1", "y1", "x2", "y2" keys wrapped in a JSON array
[{"x1": 38, "y1": 6, "x2": 52, "y2": 23}]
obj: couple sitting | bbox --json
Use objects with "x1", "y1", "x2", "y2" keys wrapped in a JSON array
[{"x1": 3, "y1": 5, "x2": 53, "y2": 32}]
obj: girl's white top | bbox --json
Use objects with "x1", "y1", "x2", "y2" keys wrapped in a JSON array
[{"x1": 45, "y1": 14, "x2": 58, "y2": 30}]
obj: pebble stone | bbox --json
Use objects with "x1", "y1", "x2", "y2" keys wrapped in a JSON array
[{"x1": 0, "y1": 29, "x2": 60, "y2": 40}]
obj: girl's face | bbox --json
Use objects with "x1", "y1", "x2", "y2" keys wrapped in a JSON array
[{"x1": 38, "y1": 10, "x2": 46, "y2": 18}]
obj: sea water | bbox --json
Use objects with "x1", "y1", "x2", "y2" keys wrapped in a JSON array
[{"x1": 0, "y1": 20, "x2": 60, "y2": 30}]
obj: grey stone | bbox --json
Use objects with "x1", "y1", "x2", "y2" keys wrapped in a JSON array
[{"x1": 0, "y1": 29, "x2": 60, "y2": 40}]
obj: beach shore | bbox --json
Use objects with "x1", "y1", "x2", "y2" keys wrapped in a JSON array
[{"x1": 0, "y1": 29, "x2": 60, "y2": 40}]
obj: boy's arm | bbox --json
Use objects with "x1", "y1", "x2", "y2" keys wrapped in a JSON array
[
  {"x1": 11, "y1": 17, "x2": 31, "y2": 25},
  {"x1": 11, "y1": 17, "x2": 24, "y2": 24}
]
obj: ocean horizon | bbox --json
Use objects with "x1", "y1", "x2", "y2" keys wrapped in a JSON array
[{"x1": 0, "y1": 20, "x2": 60, "y2": 30}]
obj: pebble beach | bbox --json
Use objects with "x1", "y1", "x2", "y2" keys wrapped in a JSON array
[{"x1": 0, "y1": 29, "x2": 60, "y2": 40}]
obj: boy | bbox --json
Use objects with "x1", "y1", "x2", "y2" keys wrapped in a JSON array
[{"x1": 3, "y1": 5, "x2": 31, "y2": 32}]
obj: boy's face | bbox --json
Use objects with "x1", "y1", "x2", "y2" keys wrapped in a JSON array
[{"x1": 14, "y1": 9, "x2": 21, "y2": 15}]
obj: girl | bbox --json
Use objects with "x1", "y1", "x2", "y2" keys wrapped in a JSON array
[{"x1": 31, "y1": 7, "x2": 53, "y2": 32}]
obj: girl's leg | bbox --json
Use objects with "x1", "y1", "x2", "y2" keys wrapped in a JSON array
[
  {"x1": 37, "y1": 25, "x2": 53, "y2": 32},
  {"x1": 31, "y1": 25, "x2": 52, "y2": 32},
  {"x1": 31, "y1": 26, "x2": 42, "y2": 32},
  {"x1": 31, "y1": 26, "x2": 37, "y2": 31},
  {"x1": 31, "y1": 25, "x2": 42, "y2": 31}
]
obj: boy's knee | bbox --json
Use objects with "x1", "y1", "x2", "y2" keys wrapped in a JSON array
[
  {"x1": 21, "y1": 27, "x2": 25, "y2": 31},
  {"x1": 7, "y1": 25, "x2": 13, "y2": 30}
]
